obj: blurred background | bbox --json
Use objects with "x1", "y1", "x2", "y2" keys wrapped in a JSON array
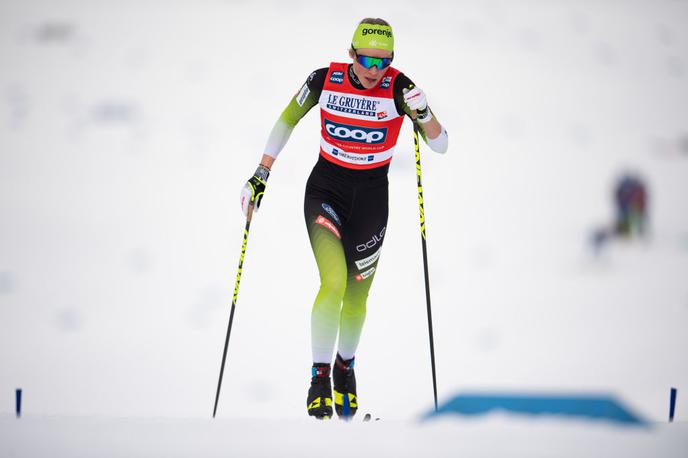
[{"x1": 1, "y1": 0, "x2": 687, "y2": 427}]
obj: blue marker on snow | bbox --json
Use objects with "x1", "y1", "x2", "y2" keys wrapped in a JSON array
[
  {"x1": 16, "y1": 388, "x2": 22, "y2": 418},
  {"x1": 669, "y1": 387, "x2": 677, "y2": 422}
]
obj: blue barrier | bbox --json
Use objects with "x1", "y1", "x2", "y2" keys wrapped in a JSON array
[{"x1": 424, "y1": 392, "x2": 647, "y2": 426}]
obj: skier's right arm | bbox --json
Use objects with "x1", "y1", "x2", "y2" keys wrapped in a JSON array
[{"x1": 240, "y1": 69, "x2": 327, "y2": 217}]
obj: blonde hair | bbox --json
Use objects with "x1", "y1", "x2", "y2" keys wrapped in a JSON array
[{"x1": 359, "y1": 18, "x2": 391, "y2": 27}]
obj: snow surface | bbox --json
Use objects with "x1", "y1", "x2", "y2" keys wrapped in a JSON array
[
  {"x1": 1, "y1": 0, "x2": 687, "y2": 455},
  {"x1": 1, "y1": 416, "x2": 687, "y2": 457}
]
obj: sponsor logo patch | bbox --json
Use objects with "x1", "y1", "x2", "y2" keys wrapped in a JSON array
[
  {"x1": 377, "y1": 111, "x2": 388, "y2": 120},
  {"x1": 329, "y1": 71, "x2": 344, "y2": 84},
  {"x1": 325, "y1": 93, "x2": 379, "y2": 117},
  {"x1": 379, "y1": 76, "x2": 392, "y2": 89},
  {"x1": 296, "y1": 83, "x2": 310, "y2": 107},
  {"x1": 355, "y1": 267, "x2": 376, "y2": 282},
  {"x1": 321, "y1": 203, "x2": 341, "y2": 226},
  {"x1": 324, "y1": 119, "x2": 387, "y2": 144},
  {"x1": 362, "y1": 28, "x2": 392, "y2": 38},
  {"x1": 327, "y1": 149, "x2": 377, "y2": 163},
  {"x1": 315, "y1": 215, "x2": 341, "y2": 239},
  {"x1": 356, "y1": 227, "x2": 386, "y2": 252},
  {"x1": 355, "y1": 247, "x2": 381, "y2": 270}
]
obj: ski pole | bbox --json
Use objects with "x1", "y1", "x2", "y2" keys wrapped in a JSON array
[
  {"x1": 213, "y1": 206, "x2": 254, "y2": 418},
  {"x1": 413, "y1": 122, "x2": 439, "y2": 412}
]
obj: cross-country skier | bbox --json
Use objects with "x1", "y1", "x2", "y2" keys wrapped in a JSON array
[
  {"x1": 591, "y1": 172, "x2": 649, "y2": 254},
  {"x1": 613, "y1": 173, "x2": 648, "y2": 237},
  {"x1": 240, "y1": 18, "x2": 448, "y2": 420}
]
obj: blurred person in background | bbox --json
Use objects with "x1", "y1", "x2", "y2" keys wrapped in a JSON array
[
  {"x1": 592, "y1": 172, "x2": 648, "y2": 254},
  {"x1": 239, "y1": 18, "x2": 448, "y2": 420}
]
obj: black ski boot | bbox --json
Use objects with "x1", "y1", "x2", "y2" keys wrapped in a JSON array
[
  {"x1": 333, "y1": 354, "x2": 357, "y2": 419},
  {"x1": 307, "y1": 363, "x2": 333, "y2": 420}
]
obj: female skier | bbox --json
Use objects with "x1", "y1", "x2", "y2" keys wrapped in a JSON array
[{"x1": 240, "y1": 18, "x2": 448, "y2": 419}]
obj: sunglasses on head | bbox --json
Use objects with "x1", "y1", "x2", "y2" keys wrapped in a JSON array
[{"x1": 353, "y1": 49, "x2": 393, "y2": 70}]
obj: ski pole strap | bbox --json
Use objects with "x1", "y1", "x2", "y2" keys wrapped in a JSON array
[
  {"x1": 416, "y1": 107, "x2": 434, "y2": 124},
  {"x1": 254, "y1": 164, "x2": 270, "y2": 182}
]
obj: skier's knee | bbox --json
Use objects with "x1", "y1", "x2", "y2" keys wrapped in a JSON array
[{"x1": 319, "y1": 275, "x2": 346, "y2": 302}]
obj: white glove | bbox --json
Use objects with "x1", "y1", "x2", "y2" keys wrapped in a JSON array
[
  {"x1": 403, "y1": 87, "x2": 427, "y2": 111},
  {"x1": 240, "y1": 184, "x2": 253, "y2": 217},
  {"x1": 239, "y1": 165, "x2": 270, "y2": 217},
  {"x1": 403, "y1": 86, "x2": 433, "y2": 123}
]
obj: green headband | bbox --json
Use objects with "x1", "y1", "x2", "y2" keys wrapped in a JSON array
[{"x1": 351, "y1": 23, "x2": 394, "y2": 52}]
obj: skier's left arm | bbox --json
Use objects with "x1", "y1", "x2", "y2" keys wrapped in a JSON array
[{"x1": 394, "y1": 74, "x2": 448, "y2": 154}]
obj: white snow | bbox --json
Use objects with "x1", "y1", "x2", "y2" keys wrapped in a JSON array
[
  {"x1": 1, "y1": 0, "x2": 687, "y2": 456},
  {"x1": 2, "y1": 416, "x2": 688, "y2": 457}
]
